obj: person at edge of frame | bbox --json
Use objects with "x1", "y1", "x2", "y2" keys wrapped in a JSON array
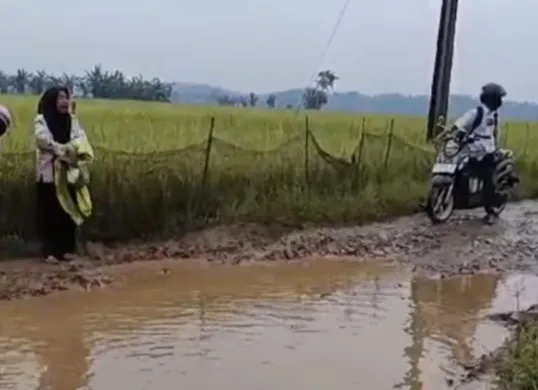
[
  {"x1": 34, "y1": 86, "x2": 86, "y2": 263},
  {"x1": 0, "y1": 104, "x2": 12, "y2": 137}
]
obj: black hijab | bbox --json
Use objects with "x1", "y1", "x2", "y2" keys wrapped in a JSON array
[{"x1": 37, "y1": 86, "x2": 72, "y2": 144}]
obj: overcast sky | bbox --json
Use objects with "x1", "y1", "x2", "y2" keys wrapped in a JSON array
[{"x1": 1, "y1": 0, "x2": 535, "y2": 101}]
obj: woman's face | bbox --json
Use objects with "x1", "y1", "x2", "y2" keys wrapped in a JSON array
[{"x1": 56, "y1": 90, "x2": 70, "y2": 114}]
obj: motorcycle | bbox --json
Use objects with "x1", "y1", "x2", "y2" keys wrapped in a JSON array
[{"x1": 425, "y1": 128, "x2": 519, "y2": 224}]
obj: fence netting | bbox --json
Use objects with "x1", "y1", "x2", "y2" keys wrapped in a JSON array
[{"x1": 0, "y1": 116, "x2": 532, "y2": 242}]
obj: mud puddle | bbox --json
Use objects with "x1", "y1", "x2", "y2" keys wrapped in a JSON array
[{"x1": 1, "y1": 261, "x2": 537, "y2": 390}]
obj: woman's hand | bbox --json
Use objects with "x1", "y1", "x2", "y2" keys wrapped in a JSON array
[{"x1": 55, "y1": 144, "x2": 67, "y2": 157}]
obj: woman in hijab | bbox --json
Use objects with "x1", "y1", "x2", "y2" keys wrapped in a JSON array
[{"x1": 35, "y1": 86, "x2": 87, "y2": 262}]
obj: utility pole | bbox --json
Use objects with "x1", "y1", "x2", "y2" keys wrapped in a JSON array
[{"x1": 426, "y1": 0, "x2": 459, "y2": 140}]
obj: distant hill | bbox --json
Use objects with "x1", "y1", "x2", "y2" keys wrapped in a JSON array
[
  {"x1": 171, "y1": 83, "x2": 538, "y2": 121},
  {"x1": 171, "y1": 82, "x2": 240, "y2": 104}
]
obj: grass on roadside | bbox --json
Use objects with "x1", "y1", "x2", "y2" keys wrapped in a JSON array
[{"x1": 496, "y1": 319, "x2": 538, "y2": 389}]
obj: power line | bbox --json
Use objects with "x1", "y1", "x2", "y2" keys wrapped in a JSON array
[{"x1": 294, "y1": 0, "x2": 353, "y2": 113}]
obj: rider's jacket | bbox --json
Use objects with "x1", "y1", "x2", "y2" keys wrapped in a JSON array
[{"x1": 453, "y1": 104, "x2": 499, "y2": 160}]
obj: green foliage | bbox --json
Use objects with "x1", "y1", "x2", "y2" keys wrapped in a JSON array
[
  {"x1": 0, "y1": 65, "x2": 172, "y2": 102},
  {"x1": 496, "y1": 321, "x2": 538, "y2": 389},
  {"x1": 1, "y1": 96, "x2": 538, "y2": 242},
  {"x1": 303, "y1": 70, "x2": 338, "y2": 110}
]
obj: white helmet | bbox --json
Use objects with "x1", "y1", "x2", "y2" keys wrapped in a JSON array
[{"x1": 0, "y1": 104, "x2": 12, "y2": 136}]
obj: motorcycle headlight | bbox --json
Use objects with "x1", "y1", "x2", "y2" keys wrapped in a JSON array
[{"x1": 443, "y1": 139, "x2": 459, "y2": 157}]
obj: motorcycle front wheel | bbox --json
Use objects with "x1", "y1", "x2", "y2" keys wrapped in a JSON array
[{"x1": 426, "y1": 184, "x2": 455, "y2": 224}]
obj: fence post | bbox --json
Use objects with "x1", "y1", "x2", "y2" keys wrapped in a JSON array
[
  {"x1": 355, "y1": 117, "x2": 366, "y2": 169},
  {"x1": 304, "y1": 116, "x2": 310, "y2": 192},
  {"x1": 351, "y1": 118, "x2": 367, "y2": 192},
  {"x1": 200, "y1": 116, "x2": 215, "y2": 193},
  {"x1": 383, "y1": 119, "x2": 395, "y2": 169},
  {"x1": 376, "y1": 118, "x2": 395, "y2": 195},
  {"x1": 522, "y1": 123, "x2": 530, "y2": 158},
  {"x1": 191, "y1": 116, "x2": 216, "y2": 228}
]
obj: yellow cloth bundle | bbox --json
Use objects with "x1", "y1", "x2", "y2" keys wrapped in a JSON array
[{"x1": 54, "y1": 137, "x2": 94, "y2": 226}]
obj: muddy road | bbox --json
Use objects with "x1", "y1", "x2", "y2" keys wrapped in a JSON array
[{"x1": 1, "y1": 200, "x2": 538, "y2": 300}]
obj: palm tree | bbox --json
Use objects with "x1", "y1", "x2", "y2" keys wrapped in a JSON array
[
  {"x1": 303, "y1": 70, "x2": 339, "y2": 110},
  {"x1": 248, "y1": 92, "x2": 258, "y2": 107},
  {"x1": 85, "y1": 64, "x2": 105, "y2": 98},
  {"x1": 60, "y1": 73, "x2": 77, "y2": 93},
  {"x1": 0, "y1": 71, "x2": 10, "y2": 93},
  {"x1": 29, "y1": 70, "x2": 49, "y2": 94},
  {"x1": 13, "y1": 68, "x2": 30, "y2": 94},
  {"x1": 76, "y1": 76, "x2": 91, "y2": 98},
  {"x1": 266, "y1": 94, "x2": 276, "y2": 108},
  {"x1": 316, "y1": 70, "x2": 339, "y2": 91},
  {"x1": 0, "y1": 65, "x2": 173, "y2": 102}
]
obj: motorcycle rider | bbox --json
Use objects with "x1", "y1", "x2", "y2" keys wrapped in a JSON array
[{"x1": 452, "y1": 83, "x2": 507, "y2": 225}]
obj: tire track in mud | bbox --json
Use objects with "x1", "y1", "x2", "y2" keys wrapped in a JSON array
[{"x1": 1, "y1": 200, "x2": 538, "y2": 300}]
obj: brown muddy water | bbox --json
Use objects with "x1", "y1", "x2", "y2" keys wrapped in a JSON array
[{"x1": 0, "y1": 261, "x2": 537, "y2": 390}]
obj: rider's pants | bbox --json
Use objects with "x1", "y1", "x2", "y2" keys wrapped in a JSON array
[{"x1": 469, "y1": 153, "x2": 496, "y2": 212}]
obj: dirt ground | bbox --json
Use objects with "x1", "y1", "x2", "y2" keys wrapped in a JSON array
[{"x1": 1, "y1": 200, "x2": 538, "y2": 301}]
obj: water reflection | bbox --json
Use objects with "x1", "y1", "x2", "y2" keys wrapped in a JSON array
[
  {"x1": 401, "y1": 274, "x2": 500, "y2": 390},
  {"x1": 0, "y1": 262, "x2": 535, "y2": 390}
]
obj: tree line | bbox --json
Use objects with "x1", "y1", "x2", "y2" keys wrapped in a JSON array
[
  {"x1": 216, "y1": 70, "x2": 339, "y2": 110},
  {"x1": 0, "y1": 65, "x2": 173, "y2": 102},
  {"x1": 0, "y1": 66, "x2": 338, "y2": 108}
]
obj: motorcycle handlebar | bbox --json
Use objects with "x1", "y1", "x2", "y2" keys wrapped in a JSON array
[{"x1": 433, "y1": 127, "x2": 477, "y2": 154}]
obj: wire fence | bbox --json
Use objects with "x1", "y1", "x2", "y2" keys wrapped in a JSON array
[{"x1": 0, "y1": 115, "x2": 533, "y2": 242}]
